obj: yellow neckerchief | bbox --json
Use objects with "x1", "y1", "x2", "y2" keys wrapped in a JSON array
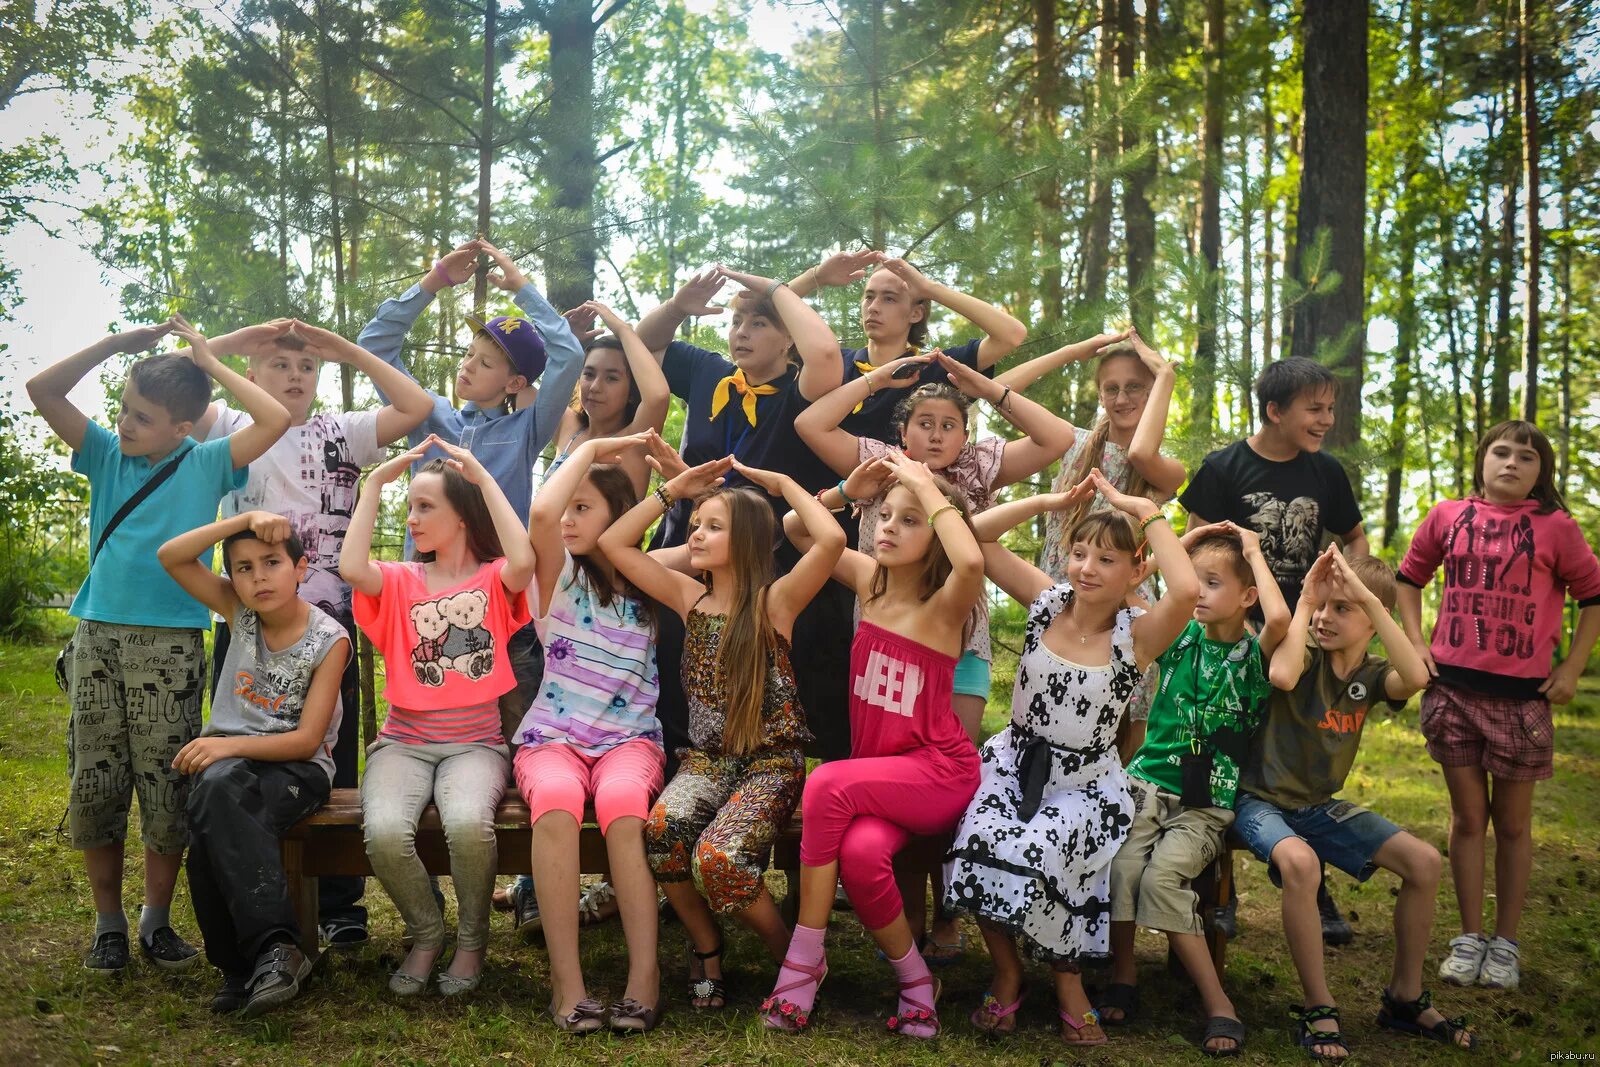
[
  {"x1": 709, "y1": 367, "x2": 780, "y2": 426},
  {"x1": 852, "y1": 344, "x2": 922, "y2": 413}
]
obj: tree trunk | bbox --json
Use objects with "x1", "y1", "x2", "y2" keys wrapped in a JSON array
[
  {"x1": 1118, "y1": 0, "x2": 1158, "y2": 335},
  {"x1": 1260, "y1": 0, "x2": 1275, "y2": 370},
  {"x1": 1470, "y1": 100, "x2": 1498, "y2": 439},
  {"x1": 1290, "y1": 0, "x2": 1368, "y2": 480},
  {"x1": 1080, "y1": 0, "x2": 1117, "y2": 325},
  {"x1": 473, "y1": 0, "x2": 497, "y2": 317},
  {"x1": 315, "y1": 0, "x2": 353, "y2": 410},
  {"x1": 1518, "y1": 0, "x2": 1540, "y2": 421},
  {"x1": 1556, "y1": 111, "x2": 1572, "y2": 492},
  {"x1": 1239, "y1": 139, "x2": 1254, "y2": 433},
  {"x1": 1036, "y1": 0, "x2": 1065, "y2": 337},
  {"x1": 1490, "y1": 89, "x2": 1517, "y2": 424},
  {"x1": 545, "y1": 0, "x2": 600, "y2": 312},
  {"x1": 1382, "y1": 6, "x2": 1423, "y2": 548},
  {"x1": 1192, "y1": 0, "x2": 1225, "y2": 437}
]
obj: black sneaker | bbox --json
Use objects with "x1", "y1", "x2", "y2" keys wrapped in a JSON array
[
  {"x1": 242, "y1": 942, "x2": 312, "y2": 1019},
  {"x1": 140, "y1": 926, "x2": 201, "y2": 971},
  {"x1": 1213, "y1": 882, "x2": 1240, "y2": 940},
  {"x1": 510, "y1": 879, "x2": 542, "y2": 939},
  {"x1": 319, "y1": 920, "x2": 369, "y2": 951},
  {"x1": 84, "y1": 931, "x2": 130, "y2": 975},
  {"x1": 211, "y1": 973, "x2": 250, "y2": 1014},
  {"x1": 1318, "y1": 881, "x2": 1354, "y2": 946}
]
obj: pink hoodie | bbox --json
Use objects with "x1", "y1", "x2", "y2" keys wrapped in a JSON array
[{"x1": 1399, "y1": 496, "x2": 1600, "y2": 679}]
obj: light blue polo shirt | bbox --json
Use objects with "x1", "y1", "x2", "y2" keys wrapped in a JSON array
[{"x1": 69, "y1": 420, "x2": 246, "y2": 629}]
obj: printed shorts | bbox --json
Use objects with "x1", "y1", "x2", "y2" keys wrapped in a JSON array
[
  {"x1": 65, "y1": 620, "x2": 205, "y2": 852},
  {"x1": 1419, "y1": 683, "x2": 1553, "y2": 781}
]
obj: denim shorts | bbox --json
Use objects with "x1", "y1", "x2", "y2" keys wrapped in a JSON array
[
  {"x1": 953, "y1": 650, "x2": 991, "y2": 699},
  {"x1": 1233, "y1": 792, "x2": 1402, "y2": 886}
]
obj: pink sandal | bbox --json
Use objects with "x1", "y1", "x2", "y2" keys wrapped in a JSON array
[
  {"x1": 760, "y1": 957, "x2": 827, "y2": 1031},
  {"x1": 887, "y1": 975, "x2": 942, "y2": 1039},
  {"x1": 1060, "y1": 1007, "x2": 1109, "y2": 1047},
  {"x1": 971, "y1": 986, "x2": 1028, "y2": 1036}
]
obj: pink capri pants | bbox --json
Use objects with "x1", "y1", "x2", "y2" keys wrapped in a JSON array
[
  {"x1": 798, "y1": 751, "x2": 977, "y2": 930},
  {"x1": 512, "y1": 736, "x2": 665, "y2": 833}
]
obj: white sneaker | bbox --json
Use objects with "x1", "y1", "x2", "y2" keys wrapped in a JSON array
[
  {"x1": 1477, "y1": 936, "x2": 1520, "y2": 990},
  {"x1": 1438, "y1": 933, "x2": 1488, "y2": 985}
]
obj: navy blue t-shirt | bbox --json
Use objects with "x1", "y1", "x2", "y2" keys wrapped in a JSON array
[{"x1": 837, "y1": 338, "x2": 988, "y2": 444}]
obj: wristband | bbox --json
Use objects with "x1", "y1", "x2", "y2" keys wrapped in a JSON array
[
  {"x1": 997, "y1": 385, "x2": 1012, "y2": 411},
  {"x1": 928, "y1": 504, "x2": 959, "y2": 527},
  {"x1": 427, "y1": 258, "x2": 453, "y2": 287},
  {"x1": 1139, "y1": 511, "x2": 1167, "y2": 533},
  {"x1": 816, "y1": 487, "x2": 843, "y2": 513},
  {"x1": 765, "y1": 279, "x2": 786, "y2": 299},
  {"x1": 836, "y1": 479, "x2": 856, "y2": 505},
  {"x1": 654, "y1": 485, "x2": 674, "y2": 511}
]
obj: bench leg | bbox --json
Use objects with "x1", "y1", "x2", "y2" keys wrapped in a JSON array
[
  {"x1": 779, "y1": 865, "x2": 800, "y2": 928},
  {"x1": 1208, "y1": 850, "x2": 1233, "y2": 975},
  {"x1": 282, "y1": 839, "x2": 321, "y2": 965}
]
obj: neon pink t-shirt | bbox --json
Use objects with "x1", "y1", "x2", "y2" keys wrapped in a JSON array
[
  {"x1": 1399, "y1": 496, "x2": 1600, "y2": 681},
  {"x1": 353, "y1": 557, "x2": 532, "y2": 744},
  {"x1": 849, "y1": 620, "x2": 980, "y2": 776}
]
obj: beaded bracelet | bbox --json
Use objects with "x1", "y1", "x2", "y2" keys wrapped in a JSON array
[
  {"x1": 836, "y1": 479, "x2": 856, "y2": 505},
  {"x1": 654, "y1": 485, "x2": 674, "y2": 511},
  {"x1": 1139, "y1": 511, "x2": 1168, "y2": 533},
  {"x1": 928, "y1": 504, "x2": 959, "y2": 527}
]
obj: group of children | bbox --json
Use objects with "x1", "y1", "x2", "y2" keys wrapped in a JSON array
[{"x1": 29, "y1": 240, "x2": 1594, "y2": 1059}]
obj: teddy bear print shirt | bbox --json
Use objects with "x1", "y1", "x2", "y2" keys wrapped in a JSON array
[{"x1": 354, "y1": 557, "x2": 532, "y2": 744}]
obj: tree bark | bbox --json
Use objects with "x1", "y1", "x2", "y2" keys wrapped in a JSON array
[
  {"x1": 1260, "y1": 0, "x2": 1275, "y2": 371},
  {"x1": 1290, "y1": 0, "x2": 1368, "y2": 479},
  {"x1": 1036, "y1": 0, "x2": 1065, "y2": 336},
  {"x1": 1518, "y1": 0, "x2": 1540, "y2": 420},
  {"x1": 1382, "y1": 6, "x2": 1423, "y2": 548},
  {"x1": 1079, "y1": 0, "x2": 1118, "y2": 322},
  {"x1": 1118, "y1": 0, "x2": 1157, "y2": 335},
  {"x1": 1555, "y1": 108, "x2": 1572, "y2": 492},
  {"x1": 473, "y1": 0, "x2": 498, "y2": 317},
  {"x1": 1490, "y1": 87, "x2": 1517, "y2": 424},
  {"x1": 544, "y1": 0, "x2": 603, "y2": 312},
  {"x1": 1192, "y1": 0, "x2": 1224, "y2": 437}
]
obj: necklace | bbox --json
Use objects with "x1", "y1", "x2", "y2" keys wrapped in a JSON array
[{"x1": 1067, "y1": 605, "x2": 1117, "y2": 645}]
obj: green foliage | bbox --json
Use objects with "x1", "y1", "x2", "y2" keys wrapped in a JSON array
[{"x1": 0, "y1": 407, "x2": 86, "y2": 637}]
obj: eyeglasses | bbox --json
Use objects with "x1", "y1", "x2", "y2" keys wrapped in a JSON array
[{"x1": 1099, "y1": 383, "x2": 1149, "y2": 401}]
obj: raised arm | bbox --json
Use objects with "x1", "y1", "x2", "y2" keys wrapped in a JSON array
[
  {"x1": 169, "y1": 315, "x2": 290, "y2": 469},
  {"x1": 597, "y1": 456, "x2": 731, "y2": 619},
  {"x1": 1327, "y1": 549, "x2": 1432, "y2": 700},
  {"x1": 172, "y1": 640, "x2": 348, "y2": 773},
  {"x1": 158, "y1": 511, "x2": 293, "y2": 621},
  {"x1": 634, "y1": 269, "x2": 727, "y2": 352},
  {"x1": 877, "y1": 257, "x2": 1026, "y2": 369},
  {"x1": 427, "y1": 435, "x2": 535, "y2": 593},
  {"x1": 27, "y1": 324, "x2": 173, "y2": 451},
  {"x1": 786, "y1": 248, "x2": 879, "y2": 298},
  {"x1": 340, "y1": 442, "x2": 429, "y2": 597},
  {"x1": 970, "y1": 479, "x2": 1092, "y2": 542},
  {"x1": 528, "y1": 433, "x2": 650, "y2": 614},
  {"x1": 1236, "y1": 524, "x2": 1291, "y2": 659},
  {"x1": 292, "y1": 320, "x2": 435, "y2": 446},
  {"x1": 585, "y1": 301, "x2": 671, "y2": 434},
  {"x1": 1123, "y1": 332, "x2": 1187, "y2": 497},
  {"x1": 1098, "y1": 471, "x2": 1198, "y2": 668},
  {"x1": 993, "y1": 329, "x2": 1131, "y2": 394},
  {"x1": 718, "y1": 266, "x2": 842, "y2": 401},
  {"x1": 933, "y1": 351, "x2": 1075, "y2": 489},
  {"x1": 734, "y1": 461, "x2": 847, "y2": 638},
  {"x1": 1269, "y1": 547, "x2": 1334, "y2": 690},
  {"x1": 794, "y1": 353, "x2": 932, "y2": 477},
  {"x1": 480, "y1": 239, "x2": 584, "y2": 454},
  {"x1": 885, "y1": 452, "x2": 986, "y2": 618}
]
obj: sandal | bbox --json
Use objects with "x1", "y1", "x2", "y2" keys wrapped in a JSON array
[
  {"x1": 686, "y1": 937, "x2": 727, "y2": 1010},
  {"x1": 761, "y1": 956, "x2": 828, "y2": 1031},
  {"x1": 970, "y1": 986, "x2": 1027, "y2": 1036},
  {"x1": 1060, "y1": 1007, "x2": 1108, "y2": 1047},
  {"x1": 550, "y1": 997, "x2": 607, "y2": 1034},
  {"x1": 886, "y1": 974, "x2": 942, "y2": 1039},
  {"x1": 1201, "y1": 1015, "x2": 1246, "y2": 1058},
  {"x1": 608, "y1": 996, "x2": 665, "y2": 1033},
  {"x1": 1290, "y1": 1004, "x2": 1350, "y2": 1062},
  {"x1": 1093, "y1": 982, "x2": 1139, "y2": 1025},
  {"x1": 1376, "y1": 988, "x2": 1477, "y2": 1051},
  {"x1": 920, "y1": 930, "x2": 967, "y2": 967}
]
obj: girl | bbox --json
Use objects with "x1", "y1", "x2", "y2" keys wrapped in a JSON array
[
  {"x1": 943, "y1": 472, "x2": 1199, "y2": 1047},
  {"x1": 543, "y1": 301, "x2": 670, "y2": 498},
  {"x1": 340, "y1": 433, "x2": 536, "y2": 996},
  {"x1": 1398, "y1": 420, "x2": 1600, "y2": 993},
  {"x1": 514, "y1": 433, "x2": 665, "y2": 1032},
  {"x1": 1003, "y1": 329, "x2": 1186, "y2": 762},
  {"x1": 597, "y1": 453, "x2": 846, "y2": 1013},
  {"x1": 762, "y1": 454, "x2": 986, "y2": 1039}
]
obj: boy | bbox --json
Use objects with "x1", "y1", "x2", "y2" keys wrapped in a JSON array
[
  {"x1": 1179, "y1": 355, "x2": 1368, "y2": 943},
  {"x1": 193, "y1": 317, "x2": 433, "y2": 949},
  {"x1": 1236, "y1": 547, "x2": 1475, "y2": 1057},
  {"x1": 27, "y1": 315, "x2": 290, "y2": 974},
  {"x1": 1103, "y1": 522, "x2": 1290, "y2": 1055},
  {"x1": 158, "y1": 511, "x2": 349, "y2": 1016}
]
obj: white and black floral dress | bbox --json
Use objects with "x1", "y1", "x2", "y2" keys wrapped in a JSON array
[{"x1": 942, "y1": 581, "x2": 1139, "y2": 964}]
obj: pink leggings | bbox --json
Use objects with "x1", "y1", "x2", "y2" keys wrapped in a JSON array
[
  {"x1": 512, "y1": 737, "x2": 665, "y2": 833},
  {"x1": 798, "y1": 751, "x2": 978, "y2": 930}
]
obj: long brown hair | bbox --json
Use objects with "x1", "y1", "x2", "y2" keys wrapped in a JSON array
[
  {"x1": 865, "y1": 475, "x2": 976, "y2": 644},
  {"x1": 570, "y1": 336, "x2": 643, "y2": 431},
  {"x1": 1472, "y1": 420, "x2": 1565, "y2": 514},
  {"x1": 694, "y1": 487, "x2": 779, "y2": 756},
  {"x1": 1057, "y1": 352, "x2": 1158, "y2": 535},
  {"x1": 567, "y1": 464, "x2": 655, "y2": 631},
  {"x1": 409, "y1": 459, "x2": 504, "y2": 563}
]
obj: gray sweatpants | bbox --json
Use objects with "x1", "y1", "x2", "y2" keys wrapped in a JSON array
[{"x1": 361, "y1": 738, "x2": 508, "y2": 952}]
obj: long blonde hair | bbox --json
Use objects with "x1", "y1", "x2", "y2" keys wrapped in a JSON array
[
  {"x1": 1058, "y1": 352, "x2": 1158, "y2": 534},
  {"x1": 694, "y1": 487, "x2": 779, "y2": 756}
]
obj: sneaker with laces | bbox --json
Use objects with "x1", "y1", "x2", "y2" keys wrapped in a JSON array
[
  {"x1": 1317, "y1": 881, "x2": 1354, "y2": 946},
  {"x1": 84, "y1": 931, "x2": 130, "y2": 975},
  {"x1": 1438, "y1": 933, "x2": 1488, "y2": 986},
  {"x1": 140, "y1": 926, "x2": 200, "y2": 971},
  {"x1": 1477, "y1": 935, "x2": 1520, "y2": 990},
  {"x1": 511, "y1": 879, "x2": 542, "y2": 937}
]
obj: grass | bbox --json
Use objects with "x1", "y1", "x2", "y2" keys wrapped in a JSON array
[{"x1": 2, "y1": 620, "x2": 1598, "y2": 1065}]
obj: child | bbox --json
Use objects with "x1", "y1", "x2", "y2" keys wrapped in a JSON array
[
  {"x1": 1398, "y1": 421, "x2": 1600, "y2": 992},
  {"x1": 1007, "y1": 329, "x2": 1188, "y2": 763},
  {"x1": 597, "y1": 455, "x2": 845, "y2": 1014},
  {"x1": 1179, "y1": 355, "x2": 1368, "y2": 943},
  {"x1": 942, "y1": 474, "x2": 1201, "y2": 1047},
  {"x1": 158, "y1": 511, "x2": 349, "y2": 1016},
  {"x1": 195, "y1": 317, "x2": 434, "y2": 949},
  {"x1": 340, "y1": 434, "x2": 536, "y2": 996},
  {"x1": 763, "y1": 455, "x2": 988, "y2": 1039},
  {"x1": 514, "y1": 433, "x2": 666, "y2": 1032},
  {"x1": 27, "y1": 314, "x2": 290, "y2": 975},
  {"x1": 1236, "y1": 548, "x2": 1474, "y2": 1058},
  {"x1": 1102, "y1": 521, "x2": 1290, "y2": 1055}
]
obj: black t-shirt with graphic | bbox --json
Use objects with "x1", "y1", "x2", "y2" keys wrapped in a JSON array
[{"x1": 1179, "y1": 440, "x2": 1362, "y2": 609}]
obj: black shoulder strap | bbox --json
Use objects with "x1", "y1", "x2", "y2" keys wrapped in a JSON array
[{"x1": 93, "y1": 448, "x2": 191, "y2": 561}]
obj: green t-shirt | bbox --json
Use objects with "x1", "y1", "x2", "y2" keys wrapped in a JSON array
[
  {"x1": 1238, "y1": 643, "x2": 1406, "y2": 810},
  {"x1": 1129, "y1": 620, "x2": 1270, "y2": 809}
]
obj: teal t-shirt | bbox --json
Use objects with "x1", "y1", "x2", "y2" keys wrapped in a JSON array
[
  {"x1": 1128, "y1": 620, "x2": 1270, "y2": 808},
  {"x1": 70, "y1": 421, "x2": 245, "y2": 629}
]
